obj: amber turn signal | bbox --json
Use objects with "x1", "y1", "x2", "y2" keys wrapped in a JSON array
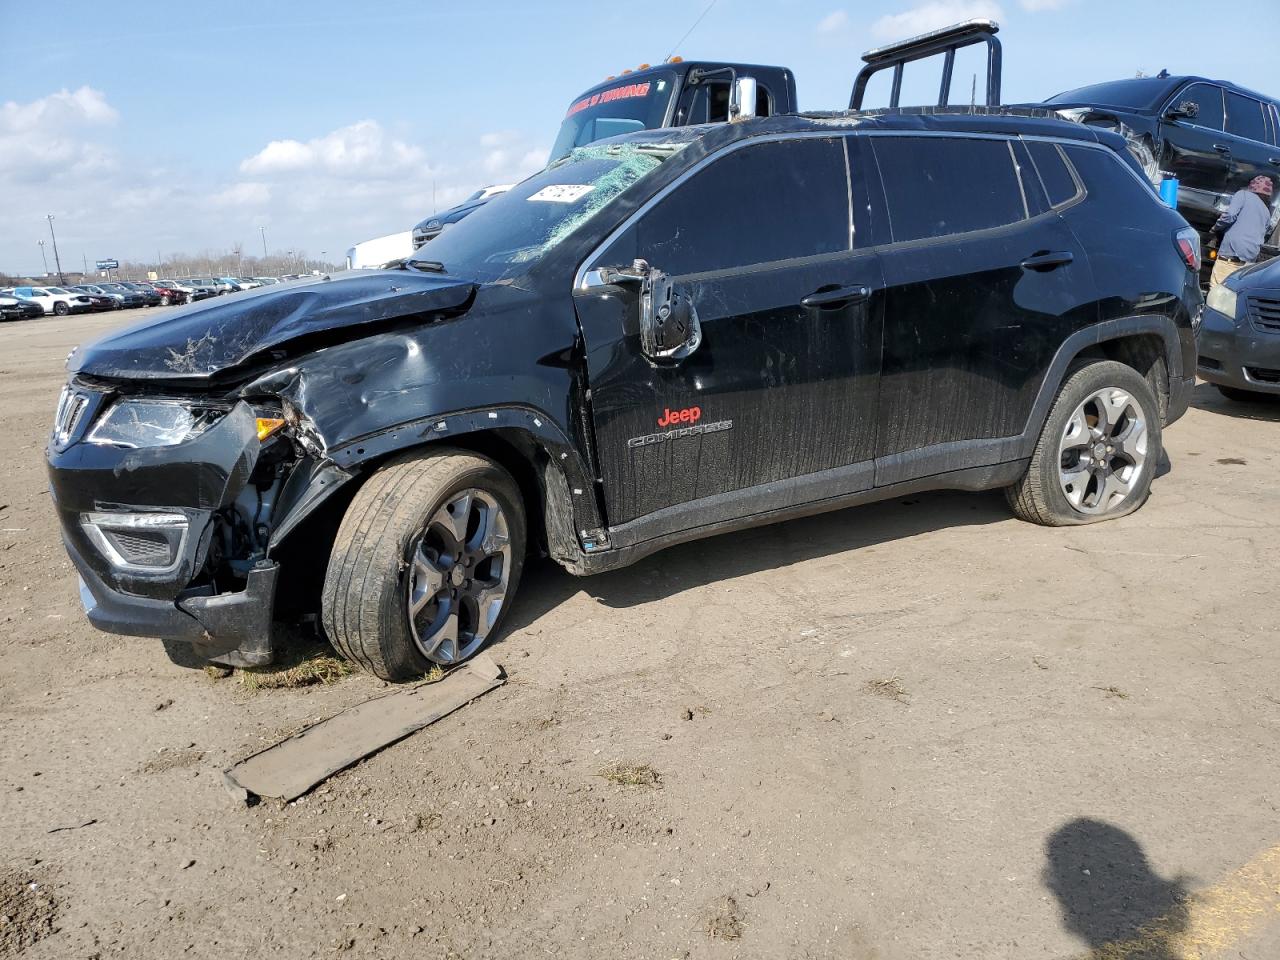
[{"x1": 255, "y1": 417, "x2": 285, "y2": 442}]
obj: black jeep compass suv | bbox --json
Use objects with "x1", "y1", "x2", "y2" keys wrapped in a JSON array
[{"x1": 47, "y1": 110, "x2": 1202, "y2": 679}]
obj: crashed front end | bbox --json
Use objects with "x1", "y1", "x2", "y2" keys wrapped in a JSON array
[
  {"x1": 47, "y1": 386, "x2": 309, "y2": 666},
  {"x1": 45, "y1": 271, "x2": 479, "y2": 667}
]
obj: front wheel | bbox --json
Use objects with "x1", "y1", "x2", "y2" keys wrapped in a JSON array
[
  {"x1": 321, "y1": 448, "x2": 526, "y2": 681},
  {"x1": 1007, "y1": 360, "x2": 1161, "y2": 526},
  {"x1": 53, "y1": 301, "x2": 70, "y2": 316}
]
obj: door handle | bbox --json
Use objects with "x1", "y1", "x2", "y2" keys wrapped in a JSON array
[
  {"x1": 801, "y1": 284, "x2": 871, "y2": 309},
  {"x1": 1020, "y1": 251, "x2": 1075, "y2": 271},
  {"x1": 1213, "y1": 143, "x2": 1231, "y2": 154},
  {"x1": 1269, "y1": 157, "x2": 1280, "y2": 166}
]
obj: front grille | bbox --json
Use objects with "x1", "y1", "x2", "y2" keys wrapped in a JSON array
[
  {"x1": 1248, "y1": 295, "x2": 1280, "y2": 334},
  {"x1": 1245, "y1": 366, "x2": 1280, "y2": 384}
]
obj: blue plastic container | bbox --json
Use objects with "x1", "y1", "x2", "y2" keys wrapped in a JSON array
[{"x1": 1159, "y1": 177, "x2": 1180, "y2": 208}]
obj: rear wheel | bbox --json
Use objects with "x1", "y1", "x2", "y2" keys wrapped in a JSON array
[
  {"x1": 322, "y1": 448, "x2": 525, "y2": 681},
  {"x1": 53, "y1": 301, "x2": 70, "y2": 316},
  {"x1": 1007, "y1": 360, "x2": 1161, "y2": 526},
  {"x1": 1216, "y1": 385, "x2": 1264, "y2": 402},
  {"x1": 160, "y1": 294, "x2": 171, "y2": 306}
]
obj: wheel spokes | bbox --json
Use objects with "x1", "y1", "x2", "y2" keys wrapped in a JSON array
[
  {"x1": 424, "y1": 607, "x2": 461, "y2": 662},
  {"x1": 432, "y1": 491, "x2": 474, "y2": 548},
  {"x1": 409, "y1": 543, "x2": 446, "y2": 615}
]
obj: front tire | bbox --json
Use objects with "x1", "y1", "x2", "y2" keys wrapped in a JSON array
[
  {"x1": 321, "y1": 448, "x2": 526, "y2": 681},
  {"x1": 53, "y1": 301, "x2": 70, "y2": 316},
  {"x1": 1007, "y1": 360, "x2": 1161, "y2": 526}
]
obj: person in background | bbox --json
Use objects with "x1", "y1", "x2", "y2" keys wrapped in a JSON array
[{"x1": 1211, "y1": 175, "x2": 1274, "y2": 287}]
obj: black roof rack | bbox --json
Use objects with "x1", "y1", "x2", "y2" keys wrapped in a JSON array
[{"x1": 850, "y1": 18, "x2": 1002, "y2": 111}]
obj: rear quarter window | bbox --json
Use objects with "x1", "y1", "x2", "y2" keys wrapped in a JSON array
[
  {"x1": 1024, "y1": 140, "x2": 1081, "y2": 208},
  {"x1": 871, "y1": 136, "x2": 1028, "y2": 243},
  {"x1": 1060, "y1": 145, "x2": 1155, "y2": 214}
]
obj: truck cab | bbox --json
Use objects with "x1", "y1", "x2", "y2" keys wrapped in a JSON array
[{"x1": 549, "y1": 60, "x2": 796, "y2": 161}]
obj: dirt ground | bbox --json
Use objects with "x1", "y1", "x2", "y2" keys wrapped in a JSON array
[{"x1": 2, "y1": 310, "x2": 1278, "y2": 960}]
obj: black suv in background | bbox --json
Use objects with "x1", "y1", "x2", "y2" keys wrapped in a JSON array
[
  {"x1": 1043, "y1": 75, "x2": 1280, "y2": 243},
  {"x1": 47, "y1": 111, "x2": 1201, "y2": 680}
]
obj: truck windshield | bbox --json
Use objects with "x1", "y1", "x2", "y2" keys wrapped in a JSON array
[
  {"x1": 407, "y1": 141, "x2": 685, "y2": 283},
  {"x1": 549, "y1": 72, "x2": 678, "y2": 161},
  {"x1": 1045, "y1": 78, "x2": 1177, "y2": 111}
]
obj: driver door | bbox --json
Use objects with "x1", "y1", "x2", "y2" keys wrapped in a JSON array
[{"x1": 572, "y1": 135, "x2": 884, "y2": 543}]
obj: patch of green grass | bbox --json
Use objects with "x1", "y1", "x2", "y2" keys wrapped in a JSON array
[
  {"x1": 239, "y1": 655, "x2": 352, "y2": 692},
  {"x1": 599, "y1": 762, "x2": 661, "y2": 787}
]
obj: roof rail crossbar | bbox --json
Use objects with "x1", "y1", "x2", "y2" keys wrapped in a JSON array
[{"x1": 850, "y1": 18, "x2": 1002, "y2": 111}]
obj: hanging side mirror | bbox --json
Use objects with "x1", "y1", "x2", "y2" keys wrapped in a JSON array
[
  {"x1": 1165, "y1": 100, "x2": 1200, "y2": 121},
  {"x1": 582, "y1": 259, "x2": 701, "y2": 363}
]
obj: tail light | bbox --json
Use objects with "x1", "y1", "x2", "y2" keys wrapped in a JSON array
[{"x1": 1174, "y1": 226, "x2": 1201, "y2": 272}]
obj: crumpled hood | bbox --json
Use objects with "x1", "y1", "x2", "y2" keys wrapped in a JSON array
[{"x1": 68, "y1": 269, "x2": 477, "y2": 381}]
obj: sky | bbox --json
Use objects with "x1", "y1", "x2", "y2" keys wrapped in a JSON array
[{"x1": 1, "y1": 0, "x2": 1274, "y2": 275}]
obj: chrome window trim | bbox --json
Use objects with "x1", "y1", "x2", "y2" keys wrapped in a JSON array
[{"x1": 1020, "y1": 139, "x2": 1087, "y2": 212}]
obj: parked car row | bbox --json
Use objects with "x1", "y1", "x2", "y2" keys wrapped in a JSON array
[{"x1": 0, "y1": 276, "x2": 304, "y2": 320}]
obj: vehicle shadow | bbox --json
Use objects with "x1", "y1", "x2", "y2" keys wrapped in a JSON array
[
  {"x1": 1190, "y1": 381, "x2": 1280, "y2": 422},
  {"x1": 503, "y1": 487, "x2": 1012, "y2": 629},
  {"x1": 1045, "y1": 818, "x2": 1190, "y2": 959}
]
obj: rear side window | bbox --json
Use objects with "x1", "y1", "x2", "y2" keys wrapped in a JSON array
[
  {"x1": 1062, "y1": 144, "x2": 1154, "y2": 211},
  {"x1": 871, "y1": 136, "x2": 1027, "y2": 243},
  {"x1": 1025, "y1": 140, "x2": 1080, "y2": 208},
  {"x1": 1225, "y1": 91, "x2": 1268, "y2": 143},
  {"x1": 1172, "y1": 83, "x2": 1224, "y2": 131},
  {"x1": 632, "y1": 137, "x2": 850, "y2": 275}
]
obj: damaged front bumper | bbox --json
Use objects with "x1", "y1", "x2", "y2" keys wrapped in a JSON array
[{"x1": 47, "y1": 386, "x2": 325, "y2": 667}]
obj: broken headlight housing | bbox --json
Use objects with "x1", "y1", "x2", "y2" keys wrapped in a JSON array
[{"x1": 86, "y1": 399, "x2": 226, "y2": 449}]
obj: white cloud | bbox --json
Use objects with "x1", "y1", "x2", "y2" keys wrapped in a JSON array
[
  {"x1": 1018, "y1": 0, "x2": 1067, "y2": 8},
  {"x1": 240, "y1": 120, "x2": 425, "y2": 177},
  {"x1": 0, "y1": 86, "x2": 118, "y2": 135},
  {"x1": 871, "y1": 0, "x2": 1003, "y2": 40},
  {"x1": 817, "y1": 10, "x2": 849, "y2": 33},
  {"x1": 0, "y1": 89, "x2": 551, "y2": 274}
]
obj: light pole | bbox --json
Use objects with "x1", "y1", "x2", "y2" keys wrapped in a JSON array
[
  {"x1": 46, "y1": 214, "x2": 65, "y2": 284},
  {"x1": 259, "y1": 226, "x2": 268, "y2": 259},
  {"x1": 37, "y1": 240, "x2": 49, "y2": 276}
]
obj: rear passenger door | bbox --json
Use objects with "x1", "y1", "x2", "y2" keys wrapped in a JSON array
[
  {"x1": 864, "y1": 133, "x2": 1098, "y2": 485},
  {"x1": 1223, "y1": 89, "x2": 1280, "y2": 193}
]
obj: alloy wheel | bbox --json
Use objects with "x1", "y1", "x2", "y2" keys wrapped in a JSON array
[
  {"x1": 405, "y1": 488, "x2": 512, "y2": 665},
  {"x1": 1058, "y1": 387, "x2": 1148, "y2": 515}
]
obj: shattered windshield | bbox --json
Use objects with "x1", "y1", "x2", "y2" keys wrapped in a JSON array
[{"x1": 406, "y1": 141, "x2": 684, "y2": 282}]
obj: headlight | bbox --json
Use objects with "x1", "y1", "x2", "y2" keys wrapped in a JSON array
[
  {"x1": 1206, "y1": 283, "x2": 1238, "y2": 318},
  {"x1": 86, "y1": 399, "x2": 226, "y2": 448}
]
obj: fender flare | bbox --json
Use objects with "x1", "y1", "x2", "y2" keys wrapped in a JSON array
[
  {"x1": 269, "y1": 405, "x2": 604, "y2": 559},
  {"x1": 1016, "y1": 314, "x2": 1184, "y2": 459}
]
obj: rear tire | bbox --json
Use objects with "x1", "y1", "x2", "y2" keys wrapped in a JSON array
[
  {"x1": 1216, "y1": 385, "x2": 1263, "y2": 402},
  {"x1": 1007, "y1": 360, "x2": 1162, "y2": 526},
  {"x1": 53, "y1": 301, "x2": 69, "y2": 316},
  {"x1": 321, "y1": 448, "x2": 526, "y2": 681}
]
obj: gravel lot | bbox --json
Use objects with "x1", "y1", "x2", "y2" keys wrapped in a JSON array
[{"x1": 2, "y1": 309, "x2": 1278, "y2": 959}]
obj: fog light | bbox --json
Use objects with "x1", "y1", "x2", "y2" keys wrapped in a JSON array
[{"x1": 81, "y1": 512, "x2": 188, "y2": 574}]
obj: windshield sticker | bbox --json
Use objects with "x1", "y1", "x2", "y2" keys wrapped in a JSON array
[
  {"x1": 527, "y1": 184, "x2": 594, "y2": 204},
  {"x1": 566, "y1": 81, "x2": 652, "y2": 118}
]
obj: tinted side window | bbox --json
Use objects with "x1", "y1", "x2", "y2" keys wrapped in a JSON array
[
  {"x1": 1174, "y1": 83, "x2": 1224, "y2": 131},
  {"x1": 1025, "y1": 140, "x2": 1081, "y2": 207},
  {"x1": 872, "y1": 136, "x2": 1027, "y2": 243},
  {"x1": 1225, "y1": 91, "x2": 1268, "y2": 143},
  {"x1": 633, "y1": 137, "x2": 850, "y2": 275},
  {"x1": 1062, "y1": 145, "x2": 1154, "y2": 213},
  {"x1": 677, "y1": 81, "x2": 773, "y2": 125}
]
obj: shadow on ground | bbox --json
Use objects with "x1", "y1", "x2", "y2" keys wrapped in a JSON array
[
  {"x1": 1045, "y1": 818, "x2": 1190, "y2": 959},
  {"x1": 504, "y1": 487, "x2": 1012, "y2": 631},
  {"x1": 1190, "y1": 381, "x2": 1280, "y2": 422}
]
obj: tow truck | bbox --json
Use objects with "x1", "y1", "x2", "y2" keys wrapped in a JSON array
[{"x1": 550, "y1": 19, "x2": 1006, "y2": 160}]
